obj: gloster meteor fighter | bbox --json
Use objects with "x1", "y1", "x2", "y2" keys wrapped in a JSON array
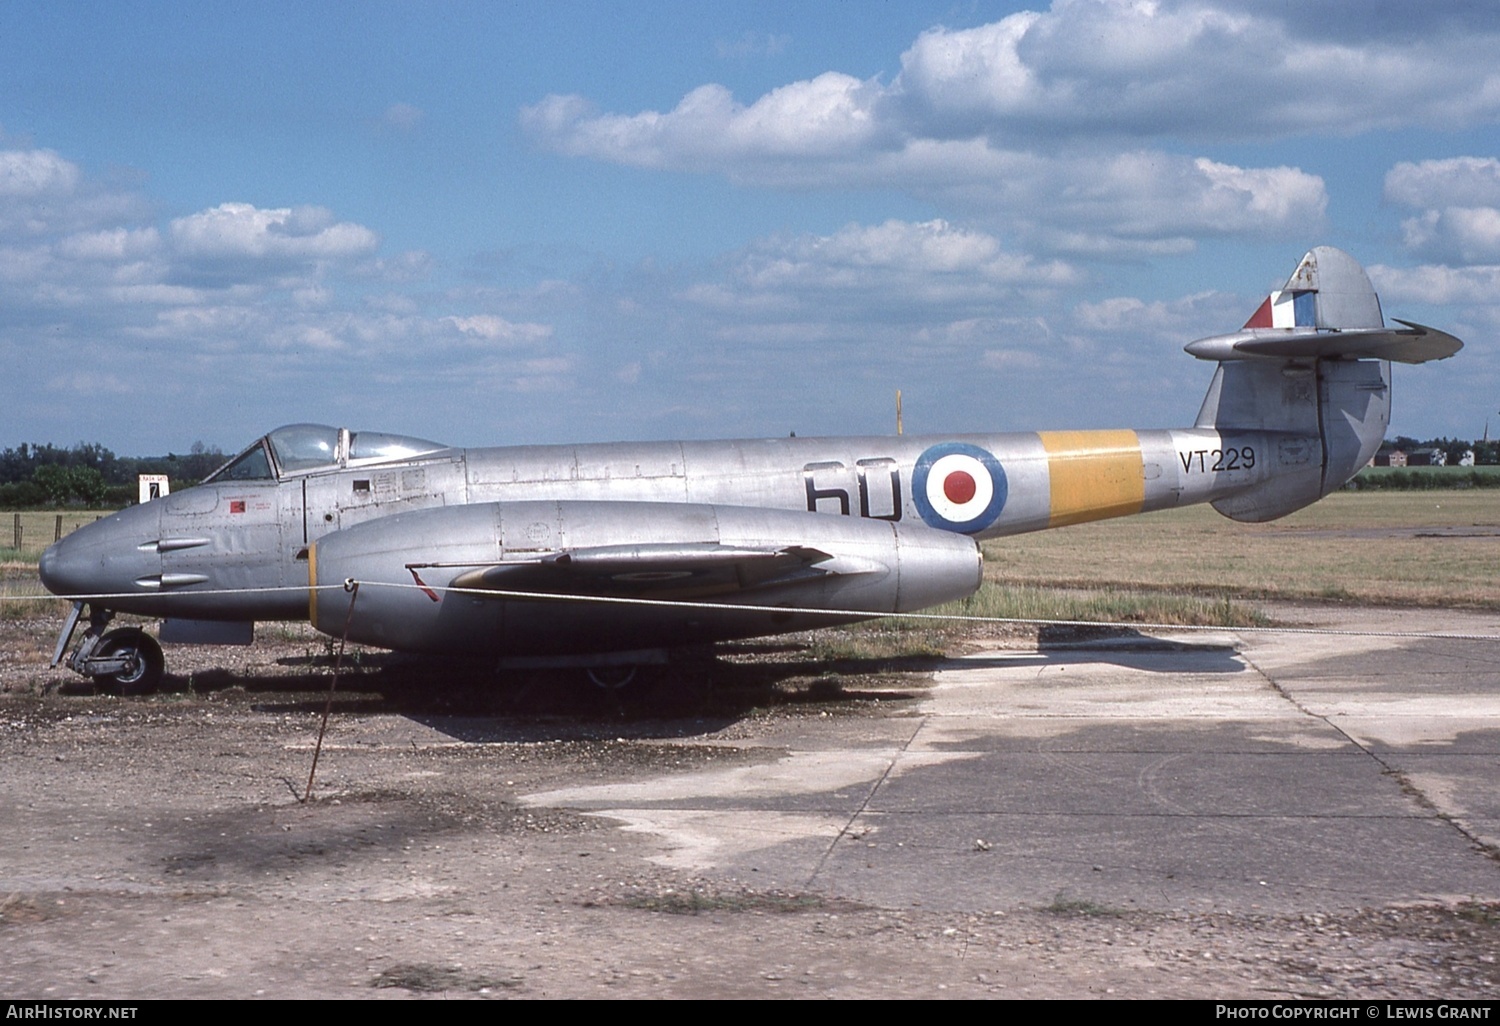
[{"x1": 39, "y1": 248, "x2": 1462, "y2": 693}]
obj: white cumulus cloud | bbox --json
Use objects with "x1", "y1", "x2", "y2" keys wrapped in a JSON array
[
  {"x1": 523, "y1": 3, "x2": 1376, "y2": 252},
  {"x1": 56, "y1": 227, "x2": 161, "y2": 261},
  {"x1": 1385, "y1": 157, "x2": 1500, "y2": 264},
  {"x1": 528, "y1": 3, "x2": 1500, "y2": 152},
  {"x1": 169, "y1": 203, "x2": 379, "y2": 261},
  {"x1": 1369, "y1": 262, "x2": 1500, "y2": 306},
  {"x1": 443, "y1": 313, "x2": 554, "y2": 346},
  {"x1": 892, "y1": 2, "x2": 1500, "y2": 139},
  {"x1": 0, "y1": 148, "x2": 81, "y2": 196},
  {"x1": 695, "y1": 219, "x2": 1077, "y2": 319},
  {"x1": 1386, "y1": 157, "x2": 1500, "y2": 208},
  {"x1": 1401, "y1": 208, "x2": 1500, "y2": 265},
  {"x1": 524, "y1": 72, "x2": 888, "y2": 170}
]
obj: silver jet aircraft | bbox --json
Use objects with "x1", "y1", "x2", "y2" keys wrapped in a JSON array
[{"x1": 38, "y1": 247, "x2": 1462, "y2": 693}]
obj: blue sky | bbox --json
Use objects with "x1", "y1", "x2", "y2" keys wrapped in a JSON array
[{"x1": 2, "y1": 0, "x2": 1496, "y2": 455}]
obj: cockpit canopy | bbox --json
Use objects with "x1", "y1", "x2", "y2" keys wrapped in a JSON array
[{"x1": 203, "y1": 424, "x2": 449, "y2": 483}]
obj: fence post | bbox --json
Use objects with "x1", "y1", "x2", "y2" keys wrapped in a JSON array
[
  {"x1": 12, "y1": 513, "x2": 20, "y2": 551},
  {"x1": 55, "y1": 514, "x2": 63, "y2": 542}
]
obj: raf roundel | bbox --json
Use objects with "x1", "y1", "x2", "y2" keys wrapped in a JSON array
[{"x1": 912, "y1": 442, "x2": 1007, "y2": 533}]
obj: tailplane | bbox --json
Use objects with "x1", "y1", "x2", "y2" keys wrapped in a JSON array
[
  {"x1": 1186, "y1": 247, "x2": 1462, "y2": 522},
  {"x1": 1185, "y1": 246, "x2": 1462, "y2": 366}
]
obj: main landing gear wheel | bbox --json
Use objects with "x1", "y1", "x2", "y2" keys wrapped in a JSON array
[{"x1": 94, "y1": 629, "x2": 165, "y2": 696}]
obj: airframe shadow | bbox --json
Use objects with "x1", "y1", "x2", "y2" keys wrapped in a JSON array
[{"x1": 152, "y1": 641, "x2": 937, "y2": 741}]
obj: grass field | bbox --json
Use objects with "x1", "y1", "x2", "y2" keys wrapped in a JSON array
[
  {"x1": 1, "y1": 510, "x2": 108, "y2": 562},
  {"x1": 0, "y1": 512, "x2": 114, "y2": 617},
  {"x1": 983, "y1": 491, "x2": 1500, "y2": 609}
]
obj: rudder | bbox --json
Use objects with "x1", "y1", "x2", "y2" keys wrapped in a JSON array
[{"x1": 1186, "y1": 247, "x2": 1458, "y2": 522}]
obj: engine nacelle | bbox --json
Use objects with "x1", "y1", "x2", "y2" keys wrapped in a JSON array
[{"x1": 308, "y1": 500, "x2": 982, "y2": 655}]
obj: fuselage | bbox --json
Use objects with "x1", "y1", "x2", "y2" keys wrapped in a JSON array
[
  {"x1": 34, "y1": 246, "x2": 1458, "y2": 678},
  {"x1": 39, "y1": 424, "x2": 1306, "y2": 624}
]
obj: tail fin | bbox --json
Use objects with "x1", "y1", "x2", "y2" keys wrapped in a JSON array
[{"x1": 1186, "y1": 246, "x2": 1462, "y2": 522}]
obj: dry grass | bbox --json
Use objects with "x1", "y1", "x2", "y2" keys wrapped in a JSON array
[
  {"x1": 0, "y1": 560, "x2": 59, "y2": 619},
  {"x1": 1, "y1": 512, "x2": 107, "y2": 620},
  {"x1": 985, "y1": 492, "x2": 1500, "y2": 610},
  {"x1": 934, "y1": 582, "x2": 1268, "y2": 627},
  {"x1": 1, "y1": 510, "x2": 110, "y2": 562},
  {"x1": 807, "y1": 620, "x2": 953, "y2": 662}
]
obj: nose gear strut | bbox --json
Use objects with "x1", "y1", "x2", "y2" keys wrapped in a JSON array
[{"x1": 50, "y1": 602, "x2": 165, "y2": 695}]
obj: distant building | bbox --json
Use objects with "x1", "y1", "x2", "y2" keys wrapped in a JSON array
[
  {"x1": 1459, "y1": 450, "x2": 1476, "y2": 467},
  {"x1": 1372, "y1": 450, "x2": 1407, "y2": 467},
  {"x1": 1407, "y1": 448, "x2": 1447, "y2": 467}
]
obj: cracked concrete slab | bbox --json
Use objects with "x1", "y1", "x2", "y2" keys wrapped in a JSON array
[{"x1": 525, "y1": 607, "x2": 1500, "y2": 914}]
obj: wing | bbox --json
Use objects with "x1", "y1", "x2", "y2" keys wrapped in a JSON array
[{"x1": 413, "y1": 542, "x2": 866, "y2": 601}]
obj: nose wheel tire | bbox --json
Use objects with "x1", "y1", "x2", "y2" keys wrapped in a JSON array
[{"x1": 94, "y1": 630, "x2": 165, "y2": 696}]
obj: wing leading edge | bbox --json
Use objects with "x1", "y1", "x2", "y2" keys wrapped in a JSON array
[{"x1": 417, "y1": 541, "x2": 853, "y2": 602}]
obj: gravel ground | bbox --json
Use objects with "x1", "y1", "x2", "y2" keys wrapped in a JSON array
[{"x1": 2, "y1": 613, "x2": 1499, "y2": 999}]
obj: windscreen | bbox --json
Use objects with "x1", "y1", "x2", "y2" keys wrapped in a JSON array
[
  {"x1": 205, "y1": 423, "x2": 450, "y2": 482},
  {"x1": 207, "y1": 443, "x2": 274, "y2": 482}
]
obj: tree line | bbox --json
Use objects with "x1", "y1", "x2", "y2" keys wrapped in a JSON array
[{"x1": 0, "y1": 441, "x2": 228, "y2": 509}]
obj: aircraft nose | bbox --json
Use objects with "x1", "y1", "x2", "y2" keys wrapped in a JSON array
[
  {"x1": 36, "y1": 542, "x2": 66, "y2": 594},
  {"x1": 39, "y1": 506, "x2": 160, "y2": 599},
  {"x1": 37, "y1": 530, "x2": 101, "y2": 596}
]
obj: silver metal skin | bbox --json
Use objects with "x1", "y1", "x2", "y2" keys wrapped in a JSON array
[
  {"x1": 37, "y1": 247, "x2": 1462, "y2": 683},
  {"x1": 310, "y1": 501, "x2": 984, "y2": 655}
]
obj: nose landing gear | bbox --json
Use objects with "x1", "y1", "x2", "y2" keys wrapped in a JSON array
[
  {"x1": 50, "y1": 603, "x2": 166, "y2": 695},
  {"x1": 89, "y1": 628, "x2": 165, "y2": 695}
]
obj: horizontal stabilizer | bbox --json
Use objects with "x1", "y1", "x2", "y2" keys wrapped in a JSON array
[
  {"x1": 1187, "y1": 246, "x2": 1462, "y2": 365},
  {"x1": 1185, "y1": 320, "x2": 1463, "y2": 364}
]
